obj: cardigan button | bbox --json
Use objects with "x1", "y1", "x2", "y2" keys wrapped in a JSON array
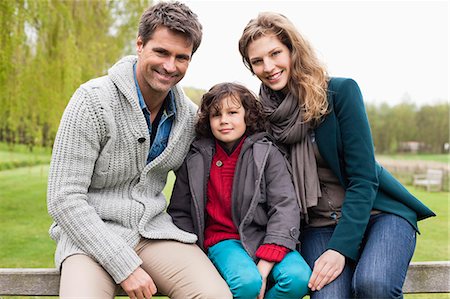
[
  {"x1": 289, "y1": 227, "x2": 299, "y2": 238},
  {"x1": 216, "y1": 160, "x2": 223, "y2": 167}
]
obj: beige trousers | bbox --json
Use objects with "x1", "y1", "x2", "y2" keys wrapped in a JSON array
[{"x1": 60, "y1": 239, "x2": 232, "y2": 299}]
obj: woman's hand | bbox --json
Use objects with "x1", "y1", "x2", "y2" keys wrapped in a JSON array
[
  {"x1": 120, "y1": 267, "x2": 157, "y2": 299},
  {"x1": 256, "y1": 260, "x2": 275, "y2": 299},
  {"x1": 308, "y1": 249, "x2": 345, "y2": 291}
]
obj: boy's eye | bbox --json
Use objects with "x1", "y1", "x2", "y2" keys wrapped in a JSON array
[{"x1": 210, "y1": 110, "x2": 220, "y2": 117}]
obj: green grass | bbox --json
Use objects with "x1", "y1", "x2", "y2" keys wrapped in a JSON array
[
  {"x1": 0, "y1": 142, "x2": 52, "y2": 153},
  {"x1": 1, "y1": 166, "x2": 448, "y2": 265},
  {"x1": 0, "y1": 142, "x2": 51, "y2": 171},
  {"x1": 0, "y1": 167, "x2": 175, "y2": 268},
  {"x1": 411, "y1": 187, "x2": 449, "y2": 262},
  {"x1": 0, "y1": 164, "x2": 448, "y2": 298},
  {"x1": 0, "y1": 165, "x2": 55, "y2": 267}
]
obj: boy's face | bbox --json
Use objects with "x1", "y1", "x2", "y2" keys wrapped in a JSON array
[{"x1": 209, "y1": 96, "x2": 246, "y2": 151}]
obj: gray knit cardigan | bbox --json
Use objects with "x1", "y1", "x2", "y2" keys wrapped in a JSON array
[{"x1": 47, "y1": 55, "x2": 198, "y2": 283}]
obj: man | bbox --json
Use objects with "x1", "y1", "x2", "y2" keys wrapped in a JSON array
[{"x1": 47, "y1": 2, "x2": 231, "y2": 298}]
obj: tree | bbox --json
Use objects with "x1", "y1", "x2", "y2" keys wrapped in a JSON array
[
  {"x1": 389, "y1": 102, "x2": 418, "y2": 150},
  {"x1": 183, "y1": 86, "x2": 206, "y2": 106},
  {"x1": 0, "y1": 0, "x2": 150, "y2": 148},
  {"x1": 416, "y1": 103, "x2": 450, "y2": 153}
]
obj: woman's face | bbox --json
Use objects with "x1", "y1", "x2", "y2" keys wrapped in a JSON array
[{"x1": 247, "y1": 34, "x2": 292, "y2": 93}]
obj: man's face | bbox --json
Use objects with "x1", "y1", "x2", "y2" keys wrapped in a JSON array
[{"x1": 136, "y1": 26, "x2": 193, "y2": 97}]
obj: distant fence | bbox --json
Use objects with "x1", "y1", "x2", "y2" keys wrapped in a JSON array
[{"x1": 377, "y1": 158, "x2": 449, "y2": 192}]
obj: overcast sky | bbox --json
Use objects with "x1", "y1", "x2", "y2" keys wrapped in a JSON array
[{"x1": 175, "y1": 0, "x2": 448, "y2": 106}]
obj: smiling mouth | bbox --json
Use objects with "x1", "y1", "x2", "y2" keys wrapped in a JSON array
[
  {"x1": 267, "y1": 71, "x2": 283, "y2": 80},
  {"x1": 155, "y1": 69, "x2": 178, "y2": 80}
]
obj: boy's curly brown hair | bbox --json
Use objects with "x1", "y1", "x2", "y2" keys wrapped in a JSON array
[{"x1": 195, "y1": 82, "x2": 267, "y2": 138}]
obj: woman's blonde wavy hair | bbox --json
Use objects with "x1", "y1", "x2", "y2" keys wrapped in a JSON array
[{"x1": 238, "y1": 12, "x2": 329, "y2": 123}]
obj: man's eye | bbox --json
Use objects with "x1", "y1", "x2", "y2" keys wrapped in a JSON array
[
  {"x1": 155, "y1": 50, "x2": 167, "y2": 56},
  {"x1": 177, "y1": 56, "x2": 190, "y2": 62}
]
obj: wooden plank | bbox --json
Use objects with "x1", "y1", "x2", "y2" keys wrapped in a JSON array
[
  {"x1": 403, "y1": 261, "x2": 450, "y2": 293},
  {"x1": 0, "y1": 268, "x2": 60, "y2": 296},
  {"x1": 0, "y1": 261, "x2": 449, "y2": 296},
  {"x1": 0, "y1": 268, "x2": 127, "y2": 296}
]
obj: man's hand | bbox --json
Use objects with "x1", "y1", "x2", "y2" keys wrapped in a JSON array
[
  {"x1": 308, "y1": 249, "x2": 345, "y2": 291},
  {"x1": 256, "y1": 260, "x2": 275, "y2": 299},
  {"x1": 120, "y1": 267, "x2": 157, "y2": 299}
]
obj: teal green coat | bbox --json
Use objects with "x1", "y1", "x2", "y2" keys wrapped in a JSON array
[{"x1": 314, "y1": 77, "x2": 435, "y2": 261}]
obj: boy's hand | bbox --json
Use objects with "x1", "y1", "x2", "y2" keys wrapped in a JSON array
[{"x1": 257, "y1": 259, "x2": 275, "y2": 299}]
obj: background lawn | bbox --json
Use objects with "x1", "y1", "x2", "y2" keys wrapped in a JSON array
[
  {"x1": 1, "y1": 166, "x2": 447, "y2": 267},
  {"x1": 377, "y1": 153, "x2": 449, "y2": 164},
  {"x1": 0, "y1": 152, "x2": 448, "y2": 298},
  {"x1": 0, "y1": 165, "x2": 54, "y2": 268},
  {"x1": 0, "y1": 143, "x2": 51, "y2": 171}
]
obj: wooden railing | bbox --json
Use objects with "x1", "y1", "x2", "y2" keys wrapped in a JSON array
[{"x1": 0, "y1": 261, "x2": 449, "y2": 296}]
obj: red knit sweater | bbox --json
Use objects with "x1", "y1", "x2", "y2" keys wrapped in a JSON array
[{"x1": 203, "y1": 138, "x2": 289, "y2": 262}]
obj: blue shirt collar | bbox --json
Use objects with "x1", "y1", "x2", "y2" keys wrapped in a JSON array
[{"x1": 133, "y1": 63, "x2": 176, "y2": 117}]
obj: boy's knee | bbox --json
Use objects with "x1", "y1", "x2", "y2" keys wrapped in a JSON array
[
  {"x1": 230, "y1": 274, "x2": 262, "y2": 299},
  {"x1": 278, "y1": 267, "x2": 311, "y2": 297},
  {"x1": 293, "y1": 269, "x2": 312, "y2": 296}
]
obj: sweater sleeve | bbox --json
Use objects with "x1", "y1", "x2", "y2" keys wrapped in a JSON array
[
  {"x1": 326, "y1": 78, "x2": 379, "y2": 260},
  {"x1": 255, "y1": 244, "x2": 290, "y2": 262},
  {"x1": 47, "y1": 87, "x2": 142, "y2": 283}
]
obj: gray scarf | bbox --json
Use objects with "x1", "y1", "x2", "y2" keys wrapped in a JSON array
[{"x1": 259, "y1": 85, "x2": 321, "y2": 222}]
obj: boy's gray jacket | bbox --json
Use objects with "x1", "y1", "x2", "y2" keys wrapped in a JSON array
[
  {"x1": 168, "y1": 133, "x2": 301, "y2": 259},
  {"x1": 47, "y1": 55, "x2": 198, "y2": 283}
]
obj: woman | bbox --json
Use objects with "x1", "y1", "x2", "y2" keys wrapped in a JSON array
[{"x1": 238, "y1": 12, "x2": 435, "y2": 298}]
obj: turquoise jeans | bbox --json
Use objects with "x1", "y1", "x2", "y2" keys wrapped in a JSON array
[{"x1": 208, "y1": 239, "x2": 311, "y2": 299}]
